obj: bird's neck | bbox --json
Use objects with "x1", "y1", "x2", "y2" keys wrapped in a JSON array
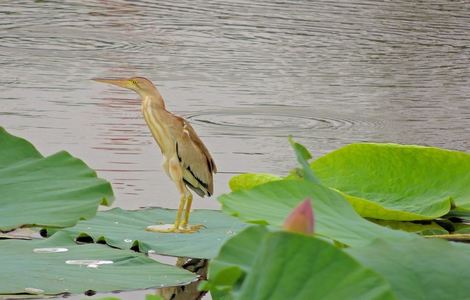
[
  {"x1": 140, "y1": 88, "x2": 165, "y2": 110},
  {"x1": 141, "y1": 91, "x2": 169, "y2": 155}
]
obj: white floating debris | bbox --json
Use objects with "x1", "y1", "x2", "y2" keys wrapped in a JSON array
[
  {"x1": 124, "y1": 239, "x2": 133, "y2": 243},
  {"x1": 24, "y1": 287, "x2": 45, "y2": 294},
  {"x1": 87, "y1": 264, "x2": 99, "y2": 269},
  {"x1": 33, "y1": 247, "x2": 69, "y2": 253},
  {"x1": 146, "y1": 224, "x2": 174, "y2": 232},
  {"x1": 65, "y1": 260, "x2": 114, "y2": 266},
  {"x1": 148, "y1": 250, "x2": 156, "y2": 254}
]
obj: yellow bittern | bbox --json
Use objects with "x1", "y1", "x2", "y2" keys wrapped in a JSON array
[{"x1": 93, "y1": 77, "x2": 217, "y2": 233}]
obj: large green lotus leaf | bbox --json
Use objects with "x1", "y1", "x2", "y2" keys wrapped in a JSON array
[
  {"x1": 207, "y1": 226, "x2": 395, "y2": 300},
  {"x1": 0, "y1": 232, "x2": 195, "y2": 296},
  {"x1": 228, "y1": 173, "x2": 282, "y2": 192},
  {"x1": 0, "y1": 127, "x2": 114, "y2": 231},
  {"x1": 368, "y1": 219, "x2": 448, "y2": 235},
  {"x1": 310, "y1": 143, "x2": 470, "y2": 220},
  {"x1": 56, "y1": 207, "x2": 246, "y2": 259},
  {"x1": 347, "y1": 238, "x2": 470, "y2": 300},
  {"x1": 206, "y1": 226, "x2": 267, "y2": 300},
  {"x1": 219, "y1": 180, "x2": 411, "y2": 247}
]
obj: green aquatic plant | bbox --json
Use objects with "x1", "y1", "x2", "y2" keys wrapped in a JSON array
[
  {"x1": 2, "y1": 128, "x2": 470, "y2": 299},
  {"x1": 0, "y1": 128, "x2": 239, "y2": 297},
  {"x1": 229, "y1": 173, "x2": 281, "y2": 192},
  {"x1": 221, "y1": 179, "x2": 411, "y2": 247},
  {"x1": 310, "y1": 143, "x2": 470, "y2": 220},
  {"x1": 347, "y1": 238, "x2": 470, "y2": 300},
  {"x1": 53, "y1": 207, "x2": 246, "y2": 259},
  {"x1": 204, "y1": 226, "x2": 395, "y2": 300},
  {"x1": 0, "y1": 127, "x2": 114, "y2": 231},
  {"x1": 203, "y1": 139, "x2": 470, "y2": 300},
  {"x1": 0, "y1": 232, "x2": 196, "y2": 296},
  {"x1": 229, "y1": 143, "x2": 470, "y2": 221}
]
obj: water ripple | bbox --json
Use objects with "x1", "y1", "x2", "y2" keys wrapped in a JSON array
[
  {"x1": 185, "y1": 106, "x2": 384, "y2": 136},
  {"x1": 1, "y1": 0, "x2": 469, "y2": 211}
]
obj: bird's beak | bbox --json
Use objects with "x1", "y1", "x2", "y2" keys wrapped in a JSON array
[{"x1": 92, "y1": 78, "x2": 131, "y2": 89}]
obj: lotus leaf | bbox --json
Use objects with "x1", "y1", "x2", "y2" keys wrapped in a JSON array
[
  {"x1": 347, "y1": 238, "x2": 470, "y2": 300},
  {"x1": 369, "y1": 219, "x2": 448, "y2": 235},
  {"x1": 311, "y1": 143, "x2": 470, "y2": 220},
  {"x1": 228, "y1": 173, "x2": 281, "y2": 192},
  {"x1": 455, "y1": 223, "x2": 470, "y2": 234},
  {"x1": 289, "y1": 137, "x2": 320, "y2": 184},
  {"x1": 0, "y1": 127, "x2": 114, "y2": 231},
  {"x1": 219, "y1": 179, "x2": 411, "y2": 247},
  {"x1": 206, "y1": 226, "x2": 396, "y2": 300},
  {"x1": 55, "y1": 207, "x2": 246, "y2": 259},
  {"x1": 0, "y1": 232, "x2": 195, "y2": 296}
]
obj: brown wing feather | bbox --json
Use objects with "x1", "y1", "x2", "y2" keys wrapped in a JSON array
[{"x1": 169, "y1": 116, "x2": 217, "y2": 196}]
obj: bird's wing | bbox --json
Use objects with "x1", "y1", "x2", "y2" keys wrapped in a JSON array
[{"x1": 169, "y1": 117, "x2": 217, "y2": 196}]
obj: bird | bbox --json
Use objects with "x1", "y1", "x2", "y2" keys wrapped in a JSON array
[{"x1": 93, "y1": 77, "x2": 217, "y2": 233}]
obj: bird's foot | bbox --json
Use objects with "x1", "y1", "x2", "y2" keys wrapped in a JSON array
[
  {"x1": 145, "y1": 224, "x2": 204, "y2": 233},
  {"x1": 180, "y1": 224, "x2": 204, "y2": 233}
]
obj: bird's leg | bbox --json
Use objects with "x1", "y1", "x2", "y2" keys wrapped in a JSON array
[
  {"x1": 174, "y1": 192, "x2": 187, "y2": 230},
  {"x1": 146, "y1": 157, "x2": 202, "y2": 233},
  {"x1": 146, "y1": 192, "x2": 188, "y2": 233},
  {"x1": 180, "y1": 192, "x2": 204, "y2": 233},
  {"x1": 145, "y1": 172, "x2": 188, "y2": 233},
  {"x1": 181, "y1": 193, "x2": 193, "y2": 228},
  {"x1": 146, "y1": 192, "x2": 201, "y2": 233}
]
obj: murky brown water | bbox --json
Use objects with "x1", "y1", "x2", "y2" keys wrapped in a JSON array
[{"x1": 1, "y1": 0, "x2": 470, "y2": 299}]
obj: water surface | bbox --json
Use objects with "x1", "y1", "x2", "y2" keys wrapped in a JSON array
[{"x1": 1, "y1": 0, "x2": 469, "y2": 212}]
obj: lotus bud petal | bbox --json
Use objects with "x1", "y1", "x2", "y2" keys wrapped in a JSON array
[{"x1": 283, "y1": 199, "x2": 314, "y2": 234}]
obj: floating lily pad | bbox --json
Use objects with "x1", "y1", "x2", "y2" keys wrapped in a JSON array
[
  {"x1": 54, "y1": 208, "x2": 246, "y2": 259},
  {"x1": 219, "y1": 179, "x2": 411, "y2": 247},
  {"x1": 347, "y1": 238, "x2": 470, "y2": 300},
  {"x1": 0, "y1": 232, "x2": 196, "y2": 296},
  {"x1": 310, "y1": 143, "x2": 470, "y2": 220},
  {"x1": 206, "y1": 226, "x2": 395, "y2": 300},
  {"x1": 0, "y1": 127, "x2": 114, "y2": 231}
]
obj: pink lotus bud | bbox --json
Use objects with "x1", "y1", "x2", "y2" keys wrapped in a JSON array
[{"x1": 283, "y1": 199, "x2": 314, "y2": 234}]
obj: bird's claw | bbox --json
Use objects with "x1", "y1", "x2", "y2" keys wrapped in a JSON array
[{"x1": 179, "y1": 224, "x2": 205, "y2": 233}]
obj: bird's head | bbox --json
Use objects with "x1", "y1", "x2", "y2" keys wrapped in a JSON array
[{"x1": 93, "y1": 76, "x2": 157, "y2": 96}]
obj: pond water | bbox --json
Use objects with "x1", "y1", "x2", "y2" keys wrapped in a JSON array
[
  {"x1": 2, "y1": 1, "x2": 469, "y2": 212},
  {"x1": 1, "y1": 1, "x2": 470, "y2": 294}
]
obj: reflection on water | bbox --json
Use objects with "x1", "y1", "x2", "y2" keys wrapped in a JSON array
[{"x1": 1, "y1": 0, "x2": 469, "y2": 211}]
